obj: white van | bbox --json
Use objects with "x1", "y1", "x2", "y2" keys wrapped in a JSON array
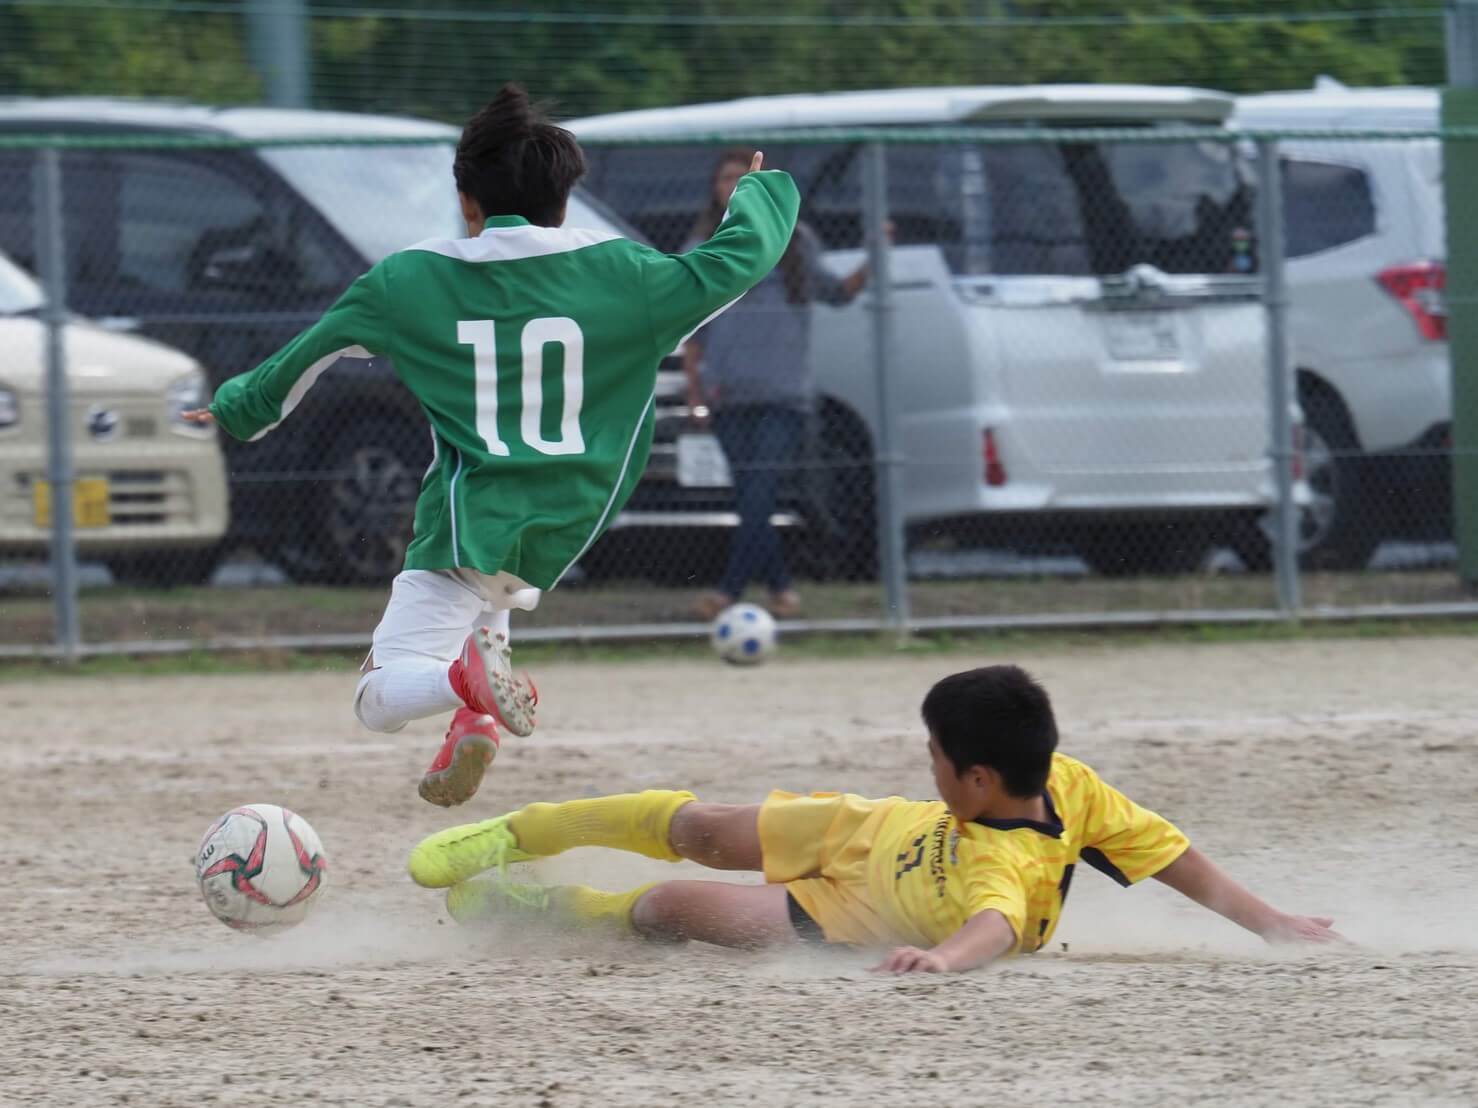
[
  {"x1": 573, "y1": 86, "x2": 1276, "y2": 576},
  {"x1": 1233, "y1": 85, "x2": 1446, "y2": 568}
]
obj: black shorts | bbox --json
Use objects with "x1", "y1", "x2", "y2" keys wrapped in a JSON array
[{"x1": 785, "y1": 891, "x2": 826, "y2": 943}]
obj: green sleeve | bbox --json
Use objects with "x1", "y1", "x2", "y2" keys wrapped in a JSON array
[
  {"x1": 209, "y1": 263, "x2": 390, "y2": 442},
  {"x1": 638, "y1": 170, "x2": 801, "y2": 357}
]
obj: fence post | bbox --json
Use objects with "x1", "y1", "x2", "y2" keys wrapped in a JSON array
[
  {"x1": 861, "y1": 141, "x2": 909, "y2": 633},
  {"x1": 36, "y1": 146, "x2": 81, "y2": 661},
  {"x1": 1444, "y1": 7, "x2": 1478, "y2": 589},
  {"x1": 1254, "y1": 137, "x2": 1301, "y2": 615}
]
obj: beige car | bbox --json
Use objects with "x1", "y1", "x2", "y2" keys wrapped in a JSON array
[{"x1": 0, "y1": 252, "x2": 228, "y2": 585}]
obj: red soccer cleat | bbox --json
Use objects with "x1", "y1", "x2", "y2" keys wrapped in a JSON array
[
  {"x1": 418, "y1": 708, "x2": 500, "y2": 808},
  {"x1": 447, "y1": 627, "x2": 538, "y2": 738}
]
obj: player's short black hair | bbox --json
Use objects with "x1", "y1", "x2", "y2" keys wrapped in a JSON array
[
  {"x1": 454, "y1": 83, "x2": 585, "y2": 227},
  {"x1": 922, "y1": 666, "x2": 1058, "y2": 797}
]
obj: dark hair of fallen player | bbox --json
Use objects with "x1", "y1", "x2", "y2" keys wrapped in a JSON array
[{"x1": 922, "y1": 665, "x2": 1059, "y2": 797}]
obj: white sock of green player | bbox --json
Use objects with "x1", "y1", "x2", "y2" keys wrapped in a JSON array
[{"x1": 353, "y1": 609, "x2": 516, "y2": 733}]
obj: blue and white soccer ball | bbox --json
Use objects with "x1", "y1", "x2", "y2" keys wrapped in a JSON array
[{"x1": 711, "y1": 602, "x2": 778, "y2": 665}]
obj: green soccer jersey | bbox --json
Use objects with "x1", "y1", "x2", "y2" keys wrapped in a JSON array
[{"x1": 209, "y1": 171, "x2": 800, "y2": 589}]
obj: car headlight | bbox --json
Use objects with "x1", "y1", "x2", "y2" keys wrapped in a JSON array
[
  {"x1": 0, "y1": 386, "x2": 17, "y2": 430},
  {"x1": 167, "y1": 370, "x2": 208, "y2": 431}
]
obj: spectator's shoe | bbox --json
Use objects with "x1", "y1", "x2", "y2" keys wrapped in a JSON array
[
  {"x1": 418, "y1": 709, "x2": 499, "y2": 809},
  {"x1": 407, "y1": 813, "x2": 532, "y2": 889},
  {"x1": 766, "y1": 589, "x2": 802, "y2": 619},
  {"x1": 692, "y1": 590, "x2": 735, "y2": 621},
  {"x1": 449, "y1": 626, "x2": 537, "y2": 738}
]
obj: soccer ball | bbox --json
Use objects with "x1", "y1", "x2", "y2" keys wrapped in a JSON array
[
  {"x1": 195, "y1": 804, "x2": 328, "y2": 931},
  {"x1": 711, "y1": 602, "x2": 778, "y2": 665}
]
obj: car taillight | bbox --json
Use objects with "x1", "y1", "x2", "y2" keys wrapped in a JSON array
[
  {"x1": 1377, "y1": 261, "x2": 1446, "y2": 341},
  {"x1": 983, "y1": 427, "x2": 1007, "y2": 487}
]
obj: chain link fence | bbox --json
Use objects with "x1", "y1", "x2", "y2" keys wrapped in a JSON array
[{"x1": 0, "y1": 120, "x2": 1474, "y2": 658}]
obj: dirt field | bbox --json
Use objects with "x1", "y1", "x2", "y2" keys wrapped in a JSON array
[{"x1": 3, "y1": 636, "x2": 1477, "y2": 1107}]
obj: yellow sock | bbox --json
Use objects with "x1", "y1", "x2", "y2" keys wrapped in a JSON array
[
  {"x1": 509, "y1": 790, "x2": 696, "y2": 861},
  {"x1": 550, "y1": 883, "x2": 658, "y2": 933}
]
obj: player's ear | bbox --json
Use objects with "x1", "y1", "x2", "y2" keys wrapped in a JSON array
[{"x1": 458, "y1": 191, "x2": 484, "y2": 232}]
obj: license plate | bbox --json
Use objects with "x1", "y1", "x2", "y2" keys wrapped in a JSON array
[
  {"x1": 677, "y1": 434, "x2": 732, "y2": 488},
  {"x1": 1105, "y1": 312, "x2": 1181, "y2": 361},
  {"x1": 33, "y1": 477, "x2": 111, "y2": 528}
]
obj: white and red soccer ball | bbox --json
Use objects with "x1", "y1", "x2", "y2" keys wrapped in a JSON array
[{"x1": 195, "y1": 804, "x2": 327, "y2": 931}]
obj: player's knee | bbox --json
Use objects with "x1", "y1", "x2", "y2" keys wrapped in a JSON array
[
  {"x1": 353, "y1": 672, "x2": 407, "y2": 734},
  {"x1": 668, "y1": 803, "x2": 729, "y2": 859},
  {"x1": 631, "y1": 882, "x2": 687, "y2": 941}
]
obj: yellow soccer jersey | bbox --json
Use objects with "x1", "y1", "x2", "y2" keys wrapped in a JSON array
[{"x1": 863, "y1": 754, "x2": 1190, "y2": 952}]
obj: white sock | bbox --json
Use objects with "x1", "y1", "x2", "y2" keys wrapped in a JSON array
[
  {"x1": 485, "y1": 608, "x2": 511, "y2": 641},
  {"x1": 354, "y1": 659, "x2": 461, "y2": 733}
]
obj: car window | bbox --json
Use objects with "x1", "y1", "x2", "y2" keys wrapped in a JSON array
[
  {"x1": 0, "y1": 150, "x2": 37, "y2": 272},
  {"x1": 62, "y1": 151, "x2": 345, "y2": 306},
  {"x1": 584, "y1": 136, "x2": 1253, "y2": 277},
  {"x1": 1282, "y1": 158, "x2": 1376, "y2": 258},
  {"x1": 0, "y1": 249, "x2": 44, "y2": 314},
  {"x1": 583, "y1": 145, "x2": 732, "y2": 253},
  {"x1": 117, "y1": 154, "x2": 268, "y2": 293}
]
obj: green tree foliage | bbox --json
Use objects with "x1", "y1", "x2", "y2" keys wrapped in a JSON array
[
  {"x1": 0, "y1": 0, "x2": 1448, "y2": 121},
  {"x1": 0, "y1": 1, "x2": 260, "y2": 103}
]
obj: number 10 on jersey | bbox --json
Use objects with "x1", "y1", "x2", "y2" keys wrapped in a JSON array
[{"x1": 457, "y1": 318, "x2": 585, "y2": 457}]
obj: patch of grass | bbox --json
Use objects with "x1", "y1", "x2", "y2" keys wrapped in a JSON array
[
  {"x1": 2, "y1": 568, "x2": 1472, "y2": 652},
  {"x1": 3, "y1": 617, "x2": 1477, "y2": 682}
]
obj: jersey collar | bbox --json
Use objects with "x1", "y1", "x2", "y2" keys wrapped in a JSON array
[
  {"x1": 482, "y1": 215, "x2": 531, "y2": 231},
  {"x1": 973, "y1": 788, "x2": 1064, "y2": 838}
]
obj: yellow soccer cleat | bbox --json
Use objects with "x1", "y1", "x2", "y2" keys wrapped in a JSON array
[
  {"x1": 407, "y1": 814, "x2": 533, "y2": 889},
  {"x1": 445, "y1": 877, "x2": 550, "y2": 924}
]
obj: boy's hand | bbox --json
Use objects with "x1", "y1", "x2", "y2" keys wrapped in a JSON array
[
  {"x1": 871, "y1": 946, "x2": 949, "y2": 974},
  {"x1": 181, "y1": 409, "x2": 215, "y2": 425},
  {"x1": 748, "y1": 151, "x2": 764, "y2": 174},
  {"x1": 1261, "y1": 913, "x2": 1348, "y2": 945}
]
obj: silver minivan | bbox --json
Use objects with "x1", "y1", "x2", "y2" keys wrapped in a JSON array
[
  {"x1": 1234, "y1": 85, "x2": 1447, "y2": 568},
  {"x1": 574, "y1": 86, "x2": 1278, "y2": 575}
]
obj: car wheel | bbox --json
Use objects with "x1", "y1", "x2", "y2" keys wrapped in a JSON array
[
  {"x1": 1076, "y1": 521, "x2": 1210, "y2": 577},
  {"x1": 1231, "y1": 390, "x2": 1379, "y2": 572},
  {"x1": 276, "y1": 418, "x2": 429, "y2": 585},
  {"x1": 106, "y1": 545, "x2": 222, "y2": 588}
]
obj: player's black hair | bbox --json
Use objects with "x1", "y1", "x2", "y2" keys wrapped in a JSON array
[
  {"x1": 922, "y1": 666, "x2": 1058, "y2": 797},
  {"x1": 454, "y1": 83, "x2": 585, "y2": 227}
]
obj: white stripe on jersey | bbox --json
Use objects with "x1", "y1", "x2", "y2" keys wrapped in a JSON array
[
  {"x1": 554, "y1": 387, "x2": 656, "y2": 587},
  {"x1": 248, "y1": 344, "x2": 371, "y2": 442},
  {"x1": 404, "y1": 224, "x2": 623, "y2": 265}
]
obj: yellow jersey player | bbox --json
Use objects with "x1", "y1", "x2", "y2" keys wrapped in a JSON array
[{"x1": 407, "y1": 665, "x2": 1343, "y2": 971}]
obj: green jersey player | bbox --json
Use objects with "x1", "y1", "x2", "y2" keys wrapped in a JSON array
[{"x1": 187, "y1": 85, "x2": 799, "y2": 806}]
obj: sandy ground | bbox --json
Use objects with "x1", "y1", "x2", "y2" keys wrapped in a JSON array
[{"x1": 3, "y1": 636, "x2": 1478, "y2": 1107}]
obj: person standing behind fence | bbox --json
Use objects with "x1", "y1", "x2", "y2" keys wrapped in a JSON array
[{"x1": 684, "y1": 149, "x2": 870, "y2": 621}]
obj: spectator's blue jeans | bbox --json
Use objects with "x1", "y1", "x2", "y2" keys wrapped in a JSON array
[{"x1": 713, "y1": 405, "x2": 804, "y2": 598}]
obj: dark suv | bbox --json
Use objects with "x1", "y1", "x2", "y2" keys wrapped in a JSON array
[{"x1": 0, "y1": 99, "x2": 632, "y2": 583}]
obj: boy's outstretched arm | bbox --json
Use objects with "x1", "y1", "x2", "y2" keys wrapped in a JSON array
[
  {"x1": 640, "y1": 157, "x2": 801, "y2": 356},
  {"x1": 201, "y1": 264, "x2": 389, "y2": 443},
  {"x1": 1153, "y1": 845, "x2": 1345, "y2": 944},
  {"x1": 871, "y1": 909, "x2": 1017, "y2": 975}
]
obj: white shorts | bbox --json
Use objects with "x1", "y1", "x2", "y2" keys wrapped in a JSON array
[{"x1": 369, "y1": 568, "x2": 541, "y2": 668}]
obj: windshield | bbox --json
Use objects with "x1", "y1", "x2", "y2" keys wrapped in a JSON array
[
  {"x1": 0, "y1": 250, "x2": 44, "y2": 314},
  {"x1": 262, "y1": 144, "x2": 641, "y2": 261},
  {"x1": 924, "y1": 140, "x2": 1255, "y2": 277},
  {"x1": 261, "y1": 144, "x2": 463, "y2": 261},
  {"x1": 583, "y1": 138, "x2": 1251, "y2": 276}
]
